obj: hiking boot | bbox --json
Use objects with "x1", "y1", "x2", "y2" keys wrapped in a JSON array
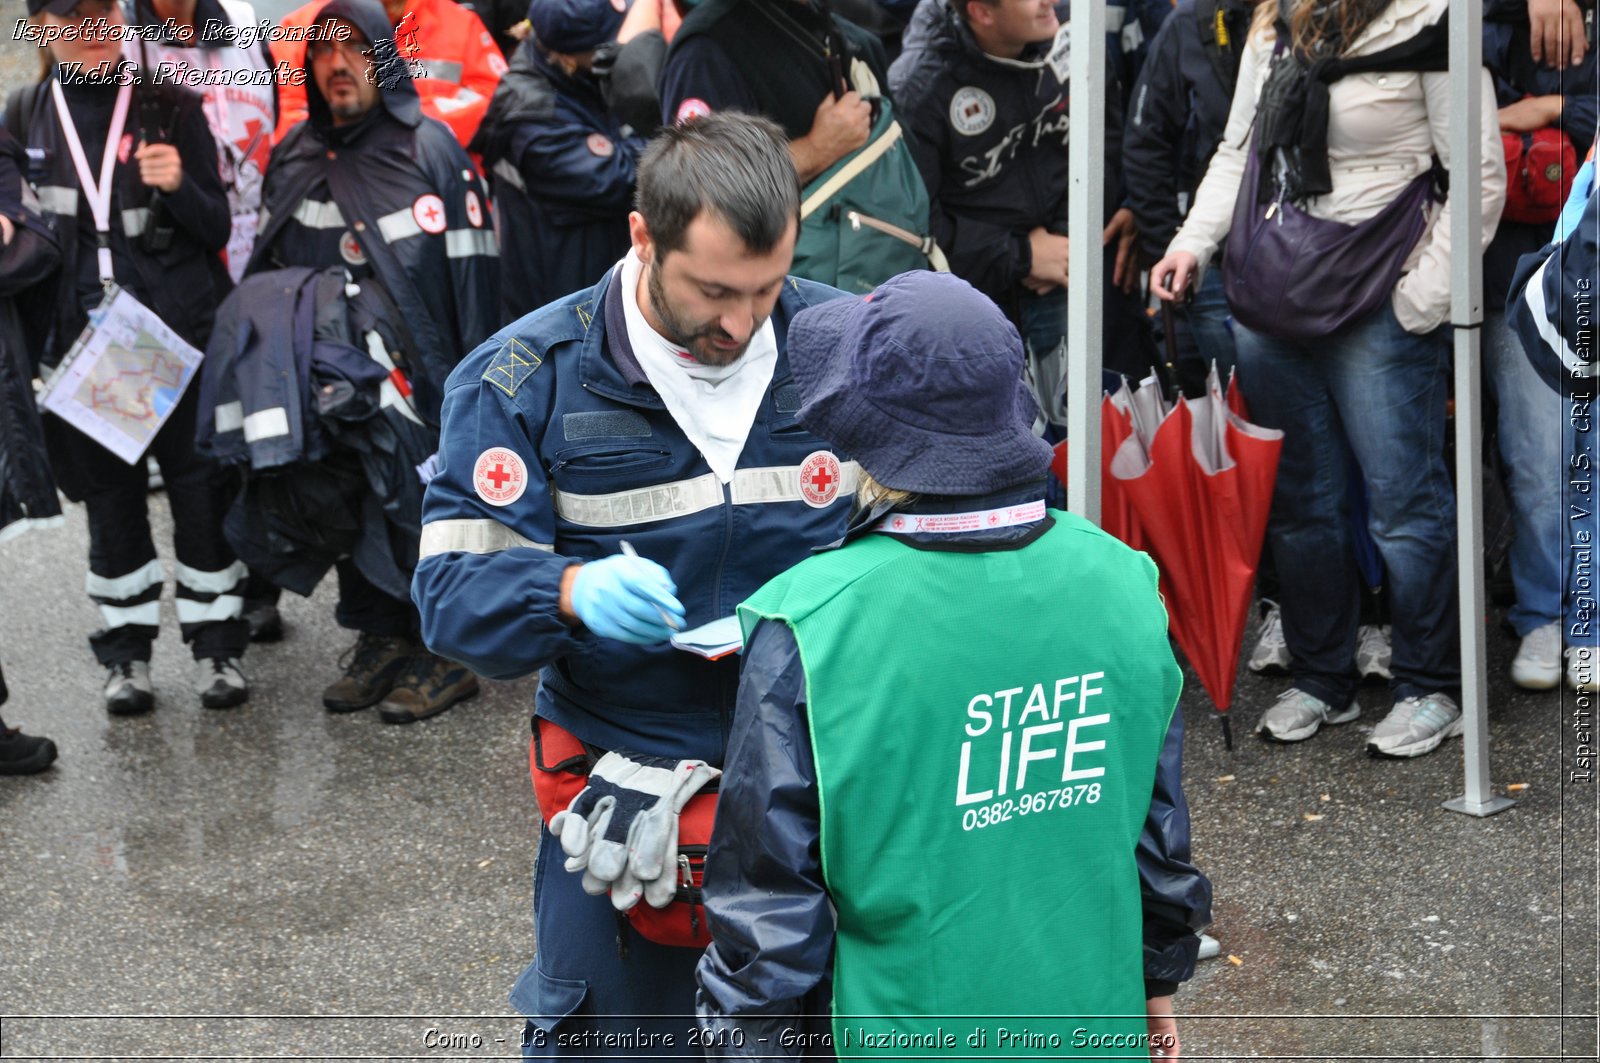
[
  {"x1": 1368, "y1": 693, "x2": 1462, "y2": 758},
  {"x1": 376, "y1": 651, "x2": 480, "y2": 724},
  {"x1": 244, "y1": 602, "x2": 284, "y2": 643},
  {"x1": 1356, "y1": 624, "x2": 1392, "y2": 683},
  {"x1": 1567, "y1": 645, "x2": 1599, "y2": 693},
  {"x1": 196, "y1": 657, "x2": 249, "y2": 709},
  {"x1": 104, "y1": 660, "x2": 154, "y2": 716},
  {"x1": 1248, "y1": 602, "x2": 1291, "y2": 675},
  {"x1": 322, "y1": 634, "x2": 415, "y2": 712},
  {"x1": 0, "y1": 721, "x2": 57, "y2": 775},
  {"x1": 1255, "y1": 688, "x2": 1358, "y2": 743},
  {"x1": 1510, "y1": 622, "x2": 1561, "y2": 691}
]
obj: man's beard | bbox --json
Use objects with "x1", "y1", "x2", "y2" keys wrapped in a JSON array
[{"x1": 646, "y1": 261, "x2": 755, "y2": 368}]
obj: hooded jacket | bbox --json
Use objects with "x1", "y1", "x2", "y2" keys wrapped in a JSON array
[
  {"x1": 473, "y1": 40, "x2": 645, "y2": 321},
  {"x1": 269, "y1": 0, "x2": 507, "y2": 148},
  {"x1": 888, "y1": 0, "x2": 1126, "y2": 307},
  {"x1": 249, "y1": 0, "x2": 499, "y2": 425}
]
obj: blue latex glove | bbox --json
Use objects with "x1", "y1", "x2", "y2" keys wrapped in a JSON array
[{"x1": 569, "y1": 555, "x2": 686, "y2": 643}]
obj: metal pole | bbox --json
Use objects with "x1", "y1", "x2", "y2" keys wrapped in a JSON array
[
  {"x1": 1443, "y1": 0, "x2": 1513, "y2": 818},
  {"x1": 1066, "y1": 0, "x2": 1105, "y2": 524}
]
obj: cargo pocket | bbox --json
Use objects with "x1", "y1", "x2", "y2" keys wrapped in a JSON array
[{"x1": 508, "y1": 957, "x2": 588, "y2": 1036}]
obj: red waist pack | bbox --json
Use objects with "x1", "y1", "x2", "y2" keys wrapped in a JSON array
[
  {"x1": 1502, "y1": 128, "x2": 1577, "y2": 225},
  {"x1": 530, "y1": 717, "x2": 715, "y2": 948}
]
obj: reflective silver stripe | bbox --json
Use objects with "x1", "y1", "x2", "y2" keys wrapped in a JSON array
[
  {"x1": 415, "y1": 58, "x2": 463, "y2": 82},
  {"x1": 492, "y1": 157, "x2": 527, "y2": 193},
  {"x1": 99, "y1": 601, "x2": 163, "y2": 628},
  {"x1": 445, "y1": 228, "x2": 497, "y2": 259},
  {"x1": 243, "y1": 407, "x2": 290, "y2": 442},
  {"x1": 377, "y1": 206, "x2": 423, "y2": 243},
  {"x1": 175, "y1": 560, "x2": 248, "y2": 595},
  {"x1": 121, "y1": 207, "x2": 150, "y2": 236},
  {"x1": 86, "y1": 559, "x2": 165, "y2": 600},
  {"x1": 731, "y1": 460, "x2": 860, "y2": 504},
  {"x1": 552, "y1": 473, "x2": 724, "y2": 528},
  {"x1": 214, "y1": 400, "x2": 244, "y2": 434},
  {"x1": 176, "y1": 595, "x2": 244, "y2": 624},
  {"x1": 292, "y1": 199, "x2": 346, "y2": 229},
  {"x1": 418, "y1": 519, "x2": 553, "y2": 558},
  {"x1": 36, "y1": 184, "x2": 78, "y2": 215}
]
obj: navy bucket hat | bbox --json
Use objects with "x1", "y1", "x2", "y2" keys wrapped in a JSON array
[
  {"x1": 526, "y1": 0, "x2": 627, "y2": 55},
  {"x1": 787, "y1": 271, "x2": 1054, "y2": 497}
]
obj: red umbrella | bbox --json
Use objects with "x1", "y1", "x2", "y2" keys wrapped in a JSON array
[{"x1": 1108, "y1": 367, "x2": 1283, "y2": 741}]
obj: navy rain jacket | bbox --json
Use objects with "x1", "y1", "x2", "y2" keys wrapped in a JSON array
[
  {"x1": 413, "y1": 266, "x2": 856, "y2": 763},
  {"x1": 474, "y1": 41, "x2": 646, "y2": 322},
  {"x1": 249, "y1": 0, "x2": 499, "y2": 425}
]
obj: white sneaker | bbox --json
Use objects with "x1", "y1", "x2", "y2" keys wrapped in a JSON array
[
  {"x1": 1510, "y1": 622, "x2": 1562, "y2": 690},
  {"x1": 1256, "y1": 688, "x2": 1358, "y2": 743},
  {"x1": 104, "y1": 660, "x2": 154, "y2": 716},
  {"x1": 1368, "y1": 693, "x2": 1461, "y2": 758},
  {"x1": 1567, "y1": 645, "x2": 1599, "y2": 693},
  {"x1": 1249, "y1": 603, "x2": 1291, "y2": 674},
  {"x1": 196, "y1": 657, "x2": 249, "y2": 709},
  {"x1": 1356, "y1": 624, "x2": 1392, "y2": 682}
]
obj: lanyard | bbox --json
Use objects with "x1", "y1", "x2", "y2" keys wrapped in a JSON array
[
  {"x1": 50, "y1": 77, "x2": 134, "y2": 286},
  {"x1": 874, "y1": 500, "x2": 1047, "y2": 535}
]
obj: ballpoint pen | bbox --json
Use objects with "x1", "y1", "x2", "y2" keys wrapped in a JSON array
[{"x1": 618, "y1": 539, "x2": 682, "y2": 631}]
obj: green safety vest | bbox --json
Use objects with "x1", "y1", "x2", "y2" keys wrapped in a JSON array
[{"x1": 740, "y1": 513, "x2": 1181, "y2": 1058}]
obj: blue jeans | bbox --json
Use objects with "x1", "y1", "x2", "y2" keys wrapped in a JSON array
[
  {"x1": 1484, "y1": 309, "x2": 1568, "y2": 637},
  {"x1": 1236, "y1": 302, "x2": 1459, "y2": 707},
  {"x1": 1182, "y1": 266, "x2": 1238, "y2": 384}
]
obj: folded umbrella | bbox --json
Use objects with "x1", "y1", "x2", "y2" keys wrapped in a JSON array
[{"x1": 1110, "y1": 366, "x2": 1283, "y2": 742}]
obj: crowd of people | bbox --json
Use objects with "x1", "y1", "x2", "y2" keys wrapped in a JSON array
[{"x1": 0, "y1": 0, "x2": 1593, "y2": 1054}]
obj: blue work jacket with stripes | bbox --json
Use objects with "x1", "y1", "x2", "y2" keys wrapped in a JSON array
[{"x1": 413, "y1": 265, "x2": 855, "y2": 763}]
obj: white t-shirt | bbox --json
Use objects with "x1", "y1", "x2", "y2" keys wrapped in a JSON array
[{"x1": 617, "y1": 250, "x2": 779, "y2": 484}]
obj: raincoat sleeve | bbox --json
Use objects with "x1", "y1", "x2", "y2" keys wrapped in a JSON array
[
  {"x1": 695, "y1": 618, "x2": 833, "y2": 1059},
  {"x1": 1123, "y1": 14, "x2": 1191, "y2": 262},
  {"x1": 412, "y1": 339, "x2": 599, "y2": 680},
  {"x1": 507, "y1": 112, "x2": 643, "y2": 213},
  {"x1": 1138, "y1": 707, "x2": 1214, "y2": 995}
]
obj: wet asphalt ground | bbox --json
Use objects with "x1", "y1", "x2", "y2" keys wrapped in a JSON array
[{"x1": 1, "y1": 496, "x2": 1595, "y2": 1062}]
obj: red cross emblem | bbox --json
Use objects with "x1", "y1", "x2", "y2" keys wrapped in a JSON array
[
  {"x1": 473, "y1": 447, "x2": 527, "y2": 506},
  {"x1": 798, "y1": 452, "x2": 842, "y2": 508},
  {"x1": 413, "y1": 194, "x2": 448, "y2": 235}
]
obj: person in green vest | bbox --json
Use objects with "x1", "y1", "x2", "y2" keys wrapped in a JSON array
[{"x1": 694, "y1": 270, "x2": 1212, "y2": 1059}]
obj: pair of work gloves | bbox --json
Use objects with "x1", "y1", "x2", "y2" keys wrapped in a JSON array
[{"x1": 549, "y1": 750, "x2": 720, "y2": 910}]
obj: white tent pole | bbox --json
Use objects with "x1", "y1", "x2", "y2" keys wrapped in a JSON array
[
  {"x1": 1444, "y1": 0, "x2": 1513, "y2": 818},
  {"x1": 1067, "y1": 0, "x2": 1105, "y2": 524}
]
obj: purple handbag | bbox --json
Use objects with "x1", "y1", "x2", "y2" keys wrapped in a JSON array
[{"x1": 1222, "y1": 141, "x2": 1437, "y2": 340}]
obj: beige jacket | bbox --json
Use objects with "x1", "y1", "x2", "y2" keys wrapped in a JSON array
[{"x1": 1167, "y1": 0, "x2": 1507, "y2": 334}]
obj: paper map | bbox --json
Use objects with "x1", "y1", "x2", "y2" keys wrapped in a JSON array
[{"x1": 39, "y1": 286, "x2": 203, "y2": 464}]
